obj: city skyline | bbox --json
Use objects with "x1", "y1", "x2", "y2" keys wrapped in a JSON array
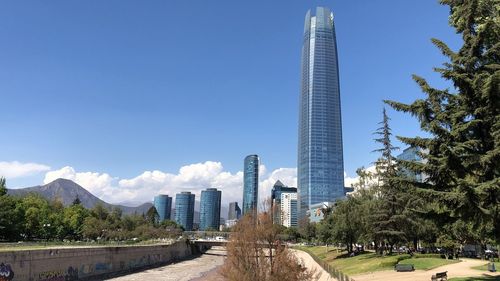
[{"x1": 0, "y1": 1, "x2": 461, "y2": 207}]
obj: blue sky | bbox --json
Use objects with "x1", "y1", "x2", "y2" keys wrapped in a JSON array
[{"x1": 0, "y1": 1, "x2": 461, "y2": 204}]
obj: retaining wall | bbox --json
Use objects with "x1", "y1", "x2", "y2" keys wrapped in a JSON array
[{"x1": 0, "y1": 241, "x2": 203, "y2": 281}]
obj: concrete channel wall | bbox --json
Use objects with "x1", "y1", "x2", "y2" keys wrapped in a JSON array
[{"x1": 0, "y1": 241, "x2": 205, "y2": 281}]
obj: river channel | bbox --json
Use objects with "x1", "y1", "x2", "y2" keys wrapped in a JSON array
[{"x1": 105, "y1": 246, "x2": 227, "y2": 281}]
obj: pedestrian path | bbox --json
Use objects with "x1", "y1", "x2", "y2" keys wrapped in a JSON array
[
  {"x1": 353, "y1": 258, "x2": 499, "y2": 281},
  {"x1": 291, "y1": 249, "x2": 338, "y2": 281}
]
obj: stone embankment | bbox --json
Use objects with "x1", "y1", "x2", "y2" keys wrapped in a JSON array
[{"x1": 0, "y1": 241, "x2": 205, "y2": 281}]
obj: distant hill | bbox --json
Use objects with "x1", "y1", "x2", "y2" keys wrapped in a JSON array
[{"x1": 7, "y1": 178, "x2": 153, "y2": 215}]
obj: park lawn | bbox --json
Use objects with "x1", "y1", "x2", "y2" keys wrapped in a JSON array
[
  {"x1": 329, "y1": 252, "x2": 407, "y2": 275},
  {"x1": 472, "y1": 263, "x2": 497, "y2": 271},
  {"x1": 399, "y1": 257, "x2": 459, "y2": 270},
  {"x1": 296, "y1": 246, "x2": 460, "y2": 275},
  {"x1": 296, "y1": 246, "x2": 410, "y2": 275},
  {"x1": 449, "y1": 277, "x2": 500, "y2": 281}
]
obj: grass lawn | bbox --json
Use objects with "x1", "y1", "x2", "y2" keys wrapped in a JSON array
[
  {"x1": 295, "y1": 246, "x2": 459, "y2": 275},
  {"x1": 472, "y1": 263, "x2": 497, "y2": 271},
  {"x1": 399, "y1": 257, "x2": 459, "y2": 270},
  {"x1": 449, "y1": 277, "x2": 500, "y2": 281}
]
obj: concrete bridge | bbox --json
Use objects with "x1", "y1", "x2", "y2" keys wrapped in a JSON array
[
  {"x1": 190, "y1": 239, "x2": 283, "y2": 249},
  {"x1": 191, "y1": 239, "x2": 229, "y2": 247}
]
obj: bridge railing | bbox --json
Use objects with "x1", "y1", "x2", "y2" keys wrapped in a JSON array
[{"x1": 182, "y1": 231, "x2": 232, "y2": 240}]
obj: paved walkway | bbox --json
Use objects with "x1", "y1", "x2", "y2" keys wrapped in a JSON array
[
  {"x1": 105, "y1": 247, "x2": 226, "y2": 281},
  {"x1": 291, "y1": 249, "x2": 338, "y2": 281},
  {"x1": 353, "y1": 258, "x2": 499, "y2": 281}
]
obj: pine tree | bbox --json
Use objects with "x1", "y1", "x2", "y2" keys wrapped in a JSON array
[
  {"x1": 146, "y1": 206, "x2": 159, "y2": 226},
  {"x1": 0, "y1": 177, "x2": 6, "y2": 196},
  {"x1": 385, "y1": 0, "x2": 500, "y2": 243},
  {"x1": 371, "y1": 108, "x2": 407, "y2": 254}
]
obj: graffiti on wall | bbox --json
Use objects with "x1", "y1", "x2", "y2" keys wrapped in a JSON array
[
  {"x1": 0, "y1": 263, "x2": 14, "y2": 281},
  {"x1": 79, "y1": 264, "x2": 94, "y2": 277},
  {"x1": 38, "y1": 270, "x2": 65, "y2": 281},
  {"x1": 66, "y1": 267, "x2": 78, "y2": 281},
  {"x1": 95, "y1": 262, "x2": 112, "y2": 271},
  {"x1": 37, "y1": 266, "x2": 78, "y2": 281},
  {"x1": 128, "y1": 255, "x2": 148, "y2": 269}
]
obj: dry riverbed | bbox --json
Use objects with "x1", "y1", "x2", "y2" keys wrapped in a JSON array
[{"x1": 105, "y1": 246, "x2": 226, "y2": 281}]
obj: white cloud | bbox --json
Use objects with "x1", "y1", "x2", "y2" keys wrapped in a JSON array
[
  {"x1": 0, "y1": 161, "x2": 51, "y2": 178},
  {"x1": 42, "y1": 162, "x2": 365, "y2": 208},
  {"x1": 344, "y1": 165, "x2": 379, "y2": 191},
  {"x1": 44, "y1": 166, "x2": 115, "y2": 198}
]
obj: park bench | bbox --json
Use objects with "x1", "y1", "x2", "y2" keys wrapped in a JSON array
[
  {"x1": 431, "y1": 271, "x2": 447, "y2": 281},
  {"x1": 394, "y1": 263, "x2": 414, "y2": 272}
]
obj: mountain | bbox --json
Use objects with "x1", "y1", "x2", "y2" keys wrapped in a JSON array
[{"x1": 7, "y1": 178, "x2": 153, "y2": 215}]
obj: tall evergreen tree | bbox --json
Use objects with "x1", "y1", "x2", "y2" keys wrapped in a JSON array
[
  {"x1": 0, "y1": 177, "x2": 6, "y2": 196},
  {"x1": 371, "y1": 108, "x2": 407, "y2": 254},
  {"x1": 385, "y1": 0, "x2": 500, "y2": 243},
  {"x1": 146, "y1": 206, "x2": 159, "y2": 226}
]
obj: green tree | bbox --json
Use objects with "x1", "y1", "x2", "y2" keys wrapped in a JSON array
[
  {"x1": 63, "y1": 203, "x2": 89, "y2": 240},
  {"x1": 19, "y1": 194, "x2": 52, "y2": 240},
  {"x1": 146, "y1": 206, "x2": 159, "y2": 226},
  {"x1": 371, "y1": 108, "x2": 407, "y2": 254},
  {"x1": 385, "y1": 0, "x2": 500, "y2": 243},
  {"x1": 82, "y1": 216, "x2": 107, "y2": 240},
  {"x1": 298, "y1": 220, "x2": 316, "y2": 243},
  {"x1": 0, "y1": 177, "x2": 6, "y2": 196},
  {"x1": 0, "y1": 195, "x2": 23, "y2": 241},
  {"x1": 91, "y1": 203, "x2": 109, "y2": 220},
  {"x1": 329, "y1": 197, "x2": 363, "y2": 253}
]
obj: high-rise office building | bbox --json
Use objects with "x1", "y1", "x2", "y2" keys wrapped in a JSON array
[
  {"x1": 227, "y1": 202, "x2": 241, "y2": 220},
  {"x1": 153, "y1": 194, "x2": 172, "y2": 222},
  {"x1": 397, "y1": 147, "x2": 424, "y2": 182},
  {"x1": 298, "y1": 7, "x2": 345, "y2": 221},
  {"x1": 280, "y1": 192, "x2": 298, "y2": 227},
  {"x1": 174, "y1": 192, "x2": 195, "y2": 231},
  {"x1": 271, "y1": 180, "x2": 297, "y2": 224},
  {"x1": 242, "y1": 154, "x2": 259, "y2": 217},
  {"x1": 200, "y1": 188, "x2": 222, "y2": 231}
]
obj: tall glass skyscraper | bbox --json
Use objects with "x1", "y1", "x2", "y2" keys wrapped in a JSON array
[
  {"x1": 228, "y1": 202, "x2": 241, "y2": 220},
  {"x1": 200, "y1": 188, "x2": 222, "y2": 231},
  {"x1": 298, "y1": 7, "x2": 345, "y2": 221},
  {"x1": 175, "y1": 192, "x2": 195, "y2": 231},
  {"x1": 242, "y1": 154, "x2": 259, "y2": 217},
  {"x1": 153, "y1": 194, "x2": 172, "y2": 222}
]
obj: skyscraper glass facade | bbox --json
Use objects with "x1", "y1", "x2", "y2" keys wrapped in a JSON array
[
  {"x1": 153, "y1": 194, "x2": 172, "y2": 222},
  {"x1": 243, "y1": 154, "x2": 259, "y2": 217},
  {"x1": 174, "y1": 192, "x2": 195, "y2": 231},
  {"x1": 298, "y1": 7, "x2": 345, "y2": 221},
  {"x1": 200, "y1": 188, "x2": 222, "y2": 231},
  {"x1": 271, "y1": 180, "x2": 297, "y2": 224},
  {"x1": 228, "y1": 202, "x2": 241, "y2": 220},
  {"x1": 397, "y1": 147, "x2": 424, "y2": 182}
]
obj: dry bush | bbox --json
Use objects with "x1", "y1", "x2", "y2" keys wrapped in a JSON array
[{"x1": 220, "y1": 208, "x2": 317, "y2": 281}]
